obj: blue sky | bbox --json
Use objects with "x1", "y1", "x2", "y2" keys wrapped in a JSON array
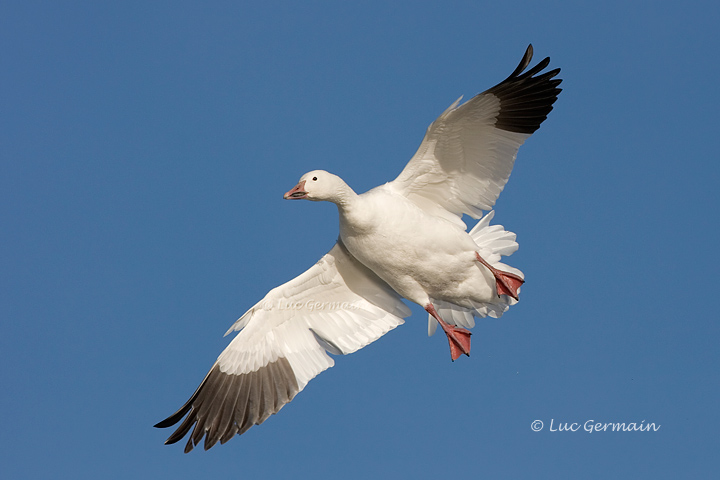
[{"x1": 2, "y1": 1, "x2": 719, "y2": 478}]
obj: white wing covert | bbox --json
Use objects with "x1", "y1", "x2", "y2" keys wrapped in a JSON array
[
  {"x1": 390, "y1": 45, "x2": 561, "y2": 225},
  {"x1": 155, "y1": 241, "x2": 410, "y2": 452}
]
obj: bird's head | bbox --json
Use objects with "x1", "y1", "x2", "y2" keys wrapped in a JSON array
[{"x1": 283, "y1": 170, "x2": 348, "y2": 202}]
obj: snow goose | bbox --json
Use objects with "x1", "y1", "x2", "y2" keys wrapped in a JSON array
[{"x1": 155, "y1": 44, "x2": 562, "y2": 452}]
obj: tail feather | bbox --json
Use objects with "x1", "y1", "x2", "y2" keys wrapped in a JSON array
[{"x1": 428, "y1": 211, "x2": 523, "y2": 335}]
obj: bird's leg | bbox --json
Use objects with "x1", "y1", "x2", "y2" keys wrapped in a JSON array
[
  {"x1": 475, "y1": 252, "x2": 524, "y2": 301},
  {"x1": 425, "y1": 304, "x2": 471, "y2": 361}
]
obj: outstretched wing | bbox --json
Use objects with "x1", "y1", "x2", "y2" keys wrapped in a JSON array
[
  {"x1": 155, "y1": 241, "x2": 410, "y2": 452},
  {"x1": 389, "y1": 45, "x2": 562, "y2": 225}
]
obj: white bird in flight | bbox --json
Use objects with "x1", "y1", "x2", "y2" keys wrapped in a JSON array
[{"x1": 155, "y1": 44, "x2": 562, "y2": 452}]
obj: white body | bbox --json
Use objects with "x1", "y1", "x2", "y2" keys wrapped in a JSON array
[
  {"x1": 156, "y1": 45, "x2": 561, "y2": 452},
  {"x1": 338, "y1": 183, "x2": 496, "y2": 308}
]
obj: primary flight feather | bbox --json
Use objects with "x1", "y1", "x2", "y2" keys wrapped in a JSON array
[{"x1": 155, "y1": 44, "x2": 562, "y2": 452}]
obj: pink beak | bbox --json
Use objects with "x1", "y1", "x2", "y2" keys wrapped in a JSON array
[{"x1": 283, "y1": 180, "x2": 308, "y2": 200}]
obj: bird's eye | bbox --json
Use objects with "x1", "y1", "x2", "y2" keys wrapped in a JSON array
[{"x1": 312, "y1": 177, "x2": 318, "y2": 181}]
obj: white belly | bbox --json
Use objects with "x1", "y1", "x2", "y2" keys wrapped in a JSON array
[{"x1": 338, "y1": 192, "x2": 496, "y2": 307}]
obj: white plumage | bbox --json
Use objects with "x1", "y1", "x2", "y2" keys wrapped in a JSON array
[{"x1": 156, "y1": 44, "x2": 561, "y2": 452}]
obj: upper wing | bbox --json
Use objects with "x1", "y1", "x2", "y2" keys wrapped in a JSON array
[
  {"x1": 389, "y1": 45, "x2": 562, "y2": 225},
  {"x1": 155, "y1": 241, "x2": 410, "y2": 452}
]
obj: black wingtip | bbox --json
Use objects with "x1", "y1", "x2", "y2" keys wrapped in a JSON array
[
  {"x1": 153, "y1": 367, "x2": 215, "y2": 430},
  {"x1": 506, "y1": 44, "x2": 534, "y2": 79},
  {"x1": 483, "y1": 45, "x2": 563, "y2": 134},
  {"x1": 154, "y1": 396, "x2": 196, "y2": 430},
  {"x1": 154, "y1": 419, "x2": 171, "y2": 429},
  {"x1": 156, "y1": 358, "x2": 300, "y2": 452},
  {"x1": 154, "y1": 410, "x2": 187, "y2": 429}
]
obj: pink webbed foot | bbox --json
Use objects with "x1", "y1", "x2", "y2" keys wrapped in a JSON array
[
  {"x1": 425, "y1": 304, "x2": 472, "y2": 361},
  {"x1": 475, "y1": 252, "x2": 525, "y2": 301},
  {"x1": 444, "y1": 327, "x2": 472, "y2": 362}
]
